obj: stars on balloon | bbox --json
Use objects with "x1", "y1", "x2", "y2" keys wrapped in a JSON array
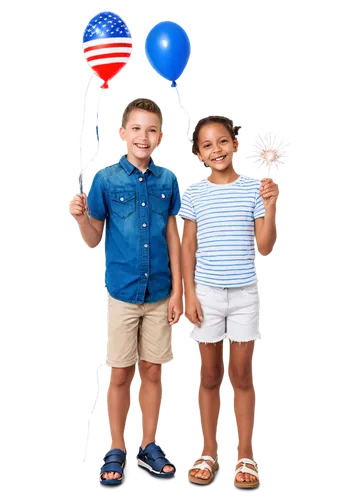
[{"x1": 83, "y1": 11, "x2": 132, "y2": 88}]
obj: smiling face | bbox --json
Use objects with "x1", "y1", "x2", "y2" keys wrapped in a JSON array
[
  {"x1": 120, "y1": 109, "x2": 163, "y2": 165},
  {"x1": 197, "y1": 123, "x2": 238, "y2": 172}
]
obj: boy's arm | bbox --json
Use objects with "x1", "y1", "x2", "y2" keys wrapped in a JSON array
[
  {"x1": 71, "y1": 172, "x2": 108, "y2": 248},
  {"x1": 166, "y1": 216, "x2": 182, "y2": 295},
  {"x1": 67, "y1": 193, "x2": 104, "y2": 250},
  {"x1": 77, "y1": 216, "x2": 104, "y2": 250},
  {"x1": 181, "y1": 219, "x2": 197, "y2": 297}
]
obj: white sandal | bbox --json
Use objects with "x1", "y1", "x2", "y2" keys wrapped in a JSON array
[
  {"x1": 188, "y1": 455, "x2": 219, "y2": 485},
  {"x1": 234, "y1": 458, "x2": 259, "y2": 489}
]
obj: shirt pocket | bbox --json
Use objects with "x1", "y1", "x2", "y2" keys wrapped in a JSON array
[
  {"x1": 149, "y1": 189, "x2": 172, "y2": 215},
  {"x1": 110, "y1": 190, "x2": 136, "y2": 219}
]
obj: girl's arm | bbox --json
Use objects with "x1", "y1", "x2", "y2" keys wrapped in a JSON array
[
  {"x1": 255, "y1": 179, "x2": 281, "y2": 255},
  {"x1": 255, "y1": 205, "x2": 278, "y2": 256},
  {"x1": 181, "y1": 219, "x2": 197, "y2": 297}
]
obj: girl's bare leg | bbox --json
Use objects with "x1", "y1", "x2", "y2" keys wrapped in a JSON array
[
  {"x1": 189, "y1": 341, "x2": 225, "y2": 479},
  {"x1": 228, "y1": 341, "x2": 257, "y2": 481}
]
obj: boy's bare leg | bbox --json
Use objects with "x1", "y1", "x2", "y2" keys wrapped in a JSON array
[
  {"x1": 102, "y1": 365, "x2": 135, "y2": 481},
  {"x1": 138, "y1": 360, "x2": 174, "y2": 473},
  {"x1": 190, "y1": 341, "x2": 224, "y2": 480},
  {"x1": 229, "y1": 341, "x2": 258, "y2": 484}
]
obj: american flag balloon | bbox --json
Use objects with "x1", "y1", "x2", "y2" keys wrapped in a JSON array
[{"x1": 83, "y1": 12, "x2": 132, "y2": 89}]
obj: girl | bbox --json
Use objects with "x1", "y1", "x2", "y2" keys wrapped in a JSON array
[{"x1": 179, "y1": 116, "x2": 278, "y2": 488}]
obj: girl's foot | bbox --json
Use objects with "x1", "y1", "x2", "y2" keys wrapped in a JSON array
[
  {"x1": 235, "y1": 457, "x2": 258, "y2": 484},
  {"x1": 188, "y1": 453, "x2": 220, "y2": 480}
]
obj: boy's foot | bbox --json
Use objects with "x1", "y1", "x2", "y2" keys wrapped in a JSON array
[
  {"x1": 140, "y1": 442, "x2": 174, "y2": 473},
  {"x1": 100, "y1": 448, "x2": 126, "y2": 485},
  {"x1": 101, "y1": 471, "x2": 121, "y2": 481},
  {"x1": 137, "y1": 442, "x2": 176, "y2": 477}
]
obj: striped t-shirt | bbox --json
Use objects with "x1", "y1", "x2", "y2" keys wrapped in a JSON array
[{"x1": 179, "y1": 176, "x2": 265, "y2": 288}]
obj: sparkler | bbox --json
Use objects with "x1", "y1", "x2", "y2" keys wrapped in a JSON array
[{"x1": 248, "y1": 133, "x2": 288, "y2": 178}]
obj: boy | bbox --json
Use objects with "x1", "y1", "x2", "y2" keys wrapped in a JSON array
[{"x1": 69, "y1": 98, "x2": 182, "y2": 485}]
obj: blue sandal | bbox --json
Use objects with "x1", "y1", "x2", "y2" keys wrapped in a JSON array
[
  {"x1": 100, "y1": 448, "x2": 126, "y2": 486},
  {"x1": 137, "y1": 442, "x2": 176, "y2": 478}
]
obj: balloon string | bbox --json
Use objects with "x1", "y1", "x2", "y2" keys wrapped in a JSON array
[
  {"x1": 173, "y1": 87, "x2": 193, "y2": 144},
  {"x1": 77, "y1": 71, "x2": 94, "y2": 193},
  {"x1": 83, "y1": 89, "x2": 105, "y2": 175},
  {"x1": 78, "y1": 83, "x2": 105, "y2": 193},
  {"x1": 81, "y1": 360, "x2": 105, "y2": 464}
]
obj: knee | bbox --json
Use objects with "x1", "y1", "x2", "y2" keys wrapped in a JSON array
[
  {"x1": 139, "y1": 361, "x2": 161, "y2": 384},
  {"x1": 110, "y1": 366, "x2": 135, "y2": 388},
  {"x1": 201, "y1": 365, "x2": 224, "y2": 390},
  {"x1": 229, "y1": 366, "x2": 253, "y2": 391}
]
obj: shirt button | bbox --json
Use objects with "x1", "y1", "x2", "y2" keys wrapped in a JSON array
[
  {"x1": 144, "y1": 273, "x2": 148, "y2": 277},
  {"x1": 120, "y1": 197, "x2": 124, "y2": 202},
  {"x1": 142, "y1": 202, "x2": 146, "y2": 207},
  {"x1": 142, "y1": 223, "x2": 147, "y2": 228},
  {"x1": 161, "y1": 194, "x2": 165, "y2": 198},
  {"x1": 139, "y1": 177, "x2": 143, "y2": 182},
  {"x1": 144, "y1": 244, "x2": 148, "y2": 248}
]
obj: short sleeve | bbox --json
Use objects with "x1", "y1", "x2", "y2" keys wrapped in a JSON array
[
  {"x1": 87, "y1": 172, "x2": 108, "y2": 221},
  {"x1": 168, "y1": 176, "x2": 181, "y2": 216},
  {"x1": 178, "y1": 188, "x2": 196, "y2": 221},
  {"x1": 254, "y1": 185, "x2": 265, "y2": 219}
]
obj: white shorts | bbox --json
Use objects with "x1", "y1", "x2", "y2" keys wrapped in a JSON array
[{"x1": 191, "y1": 282, "x2": 261, "y2": 343}]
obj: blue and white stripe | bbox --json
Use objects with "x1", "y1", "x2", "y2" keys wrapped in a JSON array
[{"x1": 179, "y1": 176, "x2": 265, "y2": 287}]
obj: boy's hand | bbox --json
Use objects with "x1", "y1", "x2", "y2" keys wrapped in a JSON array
[
  {"x1": 167, "y1": 293, "x2": 183, "y2": 326},
  {"x1": 185, "y1": 294, "x2": 203, "y2": 328},
  {"x1": 69, "y1": 193, "x2": 88, "y2": 224},
  {"x1": 260, "y1": 178, "x2": 279, "y2": 208}
]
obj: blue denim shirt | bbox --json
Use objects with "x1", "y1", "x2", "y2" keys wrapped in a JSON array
[{"x1": 87, "y1": 155, "x2": 181, "y2": 304}]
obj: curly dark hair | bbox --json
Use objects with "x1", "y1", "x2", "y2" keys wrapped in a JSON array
[{"x1": 192, "y1": 116, "x2": 241, "y2": 155}]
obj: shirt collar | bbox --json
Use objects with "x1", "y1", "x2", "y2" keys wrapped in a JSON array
[{"x1": 119, "y1": 155, "x2": 159, "y2": 177}]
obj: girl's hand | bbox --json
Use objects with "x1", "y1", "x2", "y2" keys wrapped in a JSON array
[
  {"x1": 260, "y1": 178, "x2": 281, "y2": 208},
  {"x1": 184, "y1": 293, "x2": 204, "y2": 328}
]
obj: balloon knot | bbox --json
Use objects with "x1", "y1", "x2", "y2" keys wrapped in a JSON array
[
  {"x1": 168, "y1": 80, "x2": 179, "y2": 90},
  {"x1": 101, "y1": 81, "x2": 109, "y2": 89}
]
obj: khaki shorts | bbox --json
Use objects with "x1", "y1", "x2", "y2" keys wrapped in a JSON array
[{"x1": 107, "y1": 294, "x2": 173, "y2": 368}]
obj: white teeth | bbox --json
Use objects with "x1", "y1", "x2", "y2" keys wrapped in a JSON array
[
  {"x1": 213, "y1": 156, "x2": 225, "y2": 161},
  {"x1": 136, "y1": 144, "x2": 149, "y2": 149}
]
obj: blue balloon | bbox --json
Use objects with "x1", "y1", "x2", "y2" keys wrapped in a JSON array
[{"x1": 145, "y1": 21, "x2": 191, "y2": 87}]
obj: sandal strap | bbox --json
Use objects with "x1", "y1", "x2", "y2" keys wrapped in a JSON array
[
  {"x1": 190, "y1": 455, "x2": 218, "y2": 474},
  {"x1": 138, "y1": 443, "x2": 176, "y2": 474},
  {"x1": 232, "y1": 458, "x2": 260, "y2": 479},
  {"x1": 103, "y1": 448, "x2": 126, "y2": 463},
  {"x1": 100, "y1": 462, "x2": 124, "y2": 476},
  {"x1": 200, "y1": 455, "x2": 216, "y2": 463},
  {"x1": 100, "y1": 448, "x2": 126, "y2": 478},
  {"x1": 235, "y1": 458, "x2": 256, "y2": 467},
  {"x1": 187, "y1": 460, "x2": 213, "y2": 474}
]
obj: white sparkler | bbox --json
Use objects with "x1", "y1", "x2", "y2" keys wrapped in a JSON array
[{"x1": 248, "y1": 133, "x2": 288, "y2": 178}]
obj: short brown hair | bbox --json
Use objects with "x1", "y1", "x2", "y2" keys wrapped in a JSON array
[
  {"x1": 122, "y1": 98, "x2": 163, "y2": 129},
  {"x1": 192, "y1": 116, "x2": 241, "y2": 155}
]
